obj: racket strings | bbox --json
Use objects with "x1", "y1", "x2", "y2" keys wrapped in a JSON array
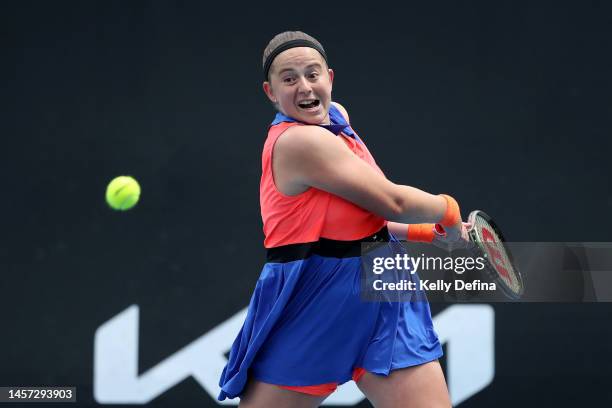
[{"x1": 473, "y1": 215, "x2": 522, "y2": 294}]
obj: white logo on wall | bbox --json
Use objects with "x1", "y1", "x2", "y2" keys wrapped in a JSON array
[{"x1": 94, "y1": 305, "x2": 494, "y2": 406}]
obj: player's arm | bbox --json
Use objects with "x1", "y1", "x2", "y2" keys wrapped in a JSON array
[
  {"x1": 389, "y1": 221, "x2": 453, "y2": 242},
  {"x1": 387, "y1": 222, "x2": 408, "y2": 240},
  {"x1": 389, "y1": 222, "x2": 473, "y2": 252},
  {"x1": 329, "y1": 101, "x2": 458, "y2": 240},
  {"x1": 388, "y1": 222, "x2": 430, "y2": 241},
  {"x1": 274, "y1": 125, "x2": 457, "y2": 228}
]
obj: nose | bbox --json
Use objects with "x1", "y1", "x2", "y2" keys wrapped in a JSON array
[{"x1": 297, "y1": 76, "x2": 313, "y2": 94}]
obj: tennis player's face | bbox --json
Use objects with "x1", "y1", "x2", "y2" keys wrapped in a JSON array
[{"x1": 263, "y1": 47, "x2": 334, "y2": 125}]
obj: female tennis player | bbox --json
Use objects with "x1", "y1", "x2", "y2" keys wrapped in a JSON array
[{"x1": 218, "y1": 31, "x2": 469, "y2": 408}]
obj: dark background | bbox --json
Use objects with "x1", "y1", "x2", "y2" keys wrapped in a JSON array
[{"x1": 2, "y1": 1, "x2": 612, "y2": 406}]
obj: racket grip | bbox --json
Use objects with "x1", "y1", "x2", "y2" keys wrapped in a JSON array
[{"x1": 434, "y1": 223, "x2": 446, "y2": 236}]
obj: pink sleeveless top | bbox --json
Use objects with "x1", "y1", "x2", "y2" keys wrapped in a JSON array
[{"x1": 260, "y1": 121, "x2": 386, "y2": 248}]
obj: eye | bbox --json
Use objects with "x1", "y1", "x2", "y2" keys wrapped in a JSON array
[
  {"x1": 283, "y1": 76, "x2": 296, "y2": 84},
  {"x1": 308, "y1": 72, "x2": 319, "y2": 80}
]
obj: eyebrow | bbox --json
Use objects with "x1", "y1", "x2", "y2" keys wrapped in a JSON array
[{"x1": 277, "y1": 63, "x2": 323, "y2": 76}]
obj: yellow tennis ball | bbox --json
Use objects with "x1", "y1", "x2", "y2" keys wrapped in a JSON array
[{"x1": 105, "y1": 176, "x2": 141, "y2": 210}]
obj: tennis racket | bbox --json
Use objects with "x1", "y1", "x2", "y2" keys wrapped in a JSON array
[{"x1": 467, "y1": 210, "x2": 524, "y2": 299}]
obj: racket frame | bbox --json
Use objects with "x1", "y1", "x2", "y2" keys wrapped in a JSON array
[{"x1": 467, "y1": 210, "x2": 525, "y2": 299}]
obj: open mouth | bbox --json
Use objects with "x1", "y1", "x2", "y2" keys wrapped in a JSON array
[{"x1": 297, "y1": 99, "x2": 320, "y2": 109}]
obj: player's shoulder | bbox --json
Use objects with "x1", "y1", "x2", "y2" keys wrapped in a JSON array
[
  {"x1": 278, "y1": 124, "x2": 334, "y2": 148},
  {"x1": 274, "y1": 124, "x2": 342, "y2": 161},
  {"x1": 331, "y1": 101, "x2": 350, "y2": 124}
]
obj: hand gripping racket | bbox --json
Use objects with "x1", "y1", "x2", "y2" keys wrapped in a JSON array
[{"x1": 467, "y1": 210, "x2": 525, "y2": 299}]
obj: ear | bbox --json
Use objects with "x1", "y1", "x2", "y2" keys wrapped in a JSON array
[
  {"x1": 328, "y1": 68, "x2": 335, "y2": 85},
  {"x1": 262, "y1": 81, "x2": 277, "y2": 103}
]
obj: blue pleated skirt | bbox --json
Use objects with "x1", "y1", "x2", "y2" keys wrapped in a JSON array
[{"x1": 218, "y1": 250, "x2": 442, "y2": 401}]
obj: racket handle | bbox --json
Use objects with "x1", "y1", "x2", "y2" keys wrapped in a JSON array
[{"x1": 434, "y1": 223, "x2": 447, "y2": 236}]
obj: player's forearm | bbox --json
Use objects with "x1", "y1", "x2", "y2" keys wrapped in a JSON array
[
  {"x1": 387, "y1": 185, "x2": 448, "y2": 224},
  {"x1": 388, "y1": 221, "x2": 438, "y2": 243},
  {"x1": 387, "y1": 222, "x2": 409, "y2": 240},
  {"x1": 386, "y1": 186, "x2": 463, "y2": 242}
]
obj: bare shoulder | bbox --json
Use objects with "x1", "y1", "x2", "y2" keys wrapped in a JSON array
[
  {"x1": 271, "y1": 121, "x2": 406, "y2": 222},
  {"x1": 331, "y1": 101, "x2": 350, "y2": 124},
  {"x1": 275, "y1": 125, "x2": 343, "y2": 158},
  {"x1": 272, "y1": 125, "x2": 351, "y2": 195}
]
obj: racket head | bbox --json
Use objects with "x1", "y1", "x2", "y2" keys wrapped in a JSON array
[{"x1": 467, "y1": 210, "x2": 525, "y2": 299}]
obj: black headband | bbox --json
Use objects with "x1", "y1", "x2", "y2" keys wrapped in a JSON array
[{"x1": 263, "y1": 39, "x2": 328, "y2": 80}]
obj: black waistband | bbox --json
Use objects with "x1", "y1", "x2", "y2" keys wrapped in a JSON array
[{"x1": 266, "y1": 226, "x2": 390, "y2": 263}]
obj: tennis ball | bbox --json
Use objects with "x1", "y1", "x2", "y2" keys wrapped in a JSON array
[{"x1": 105, "y1": 176, "x2": 141, "y2": 210}]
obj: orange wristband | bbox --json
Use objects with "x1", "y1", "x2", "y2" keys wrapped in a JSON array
[
  {"x1": 407, "y1": 224, "x2": 436, "y2": 242},
  {"x1": 438, "y1": 194, "x2": 461, "y2": 227}
]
